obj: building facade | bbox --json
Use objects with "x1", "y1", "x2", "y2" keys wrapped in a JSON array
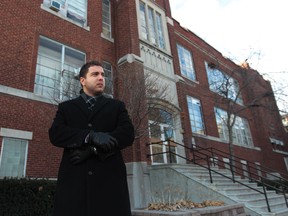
[{"x1": 1, "y1": 0, "x2": 288, "y2": 208}]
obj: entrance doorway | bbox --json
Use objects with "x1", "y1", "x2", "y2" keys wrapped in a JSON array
[{"x1": 149, "y1": 121, "x2": 177, "y2": 164}]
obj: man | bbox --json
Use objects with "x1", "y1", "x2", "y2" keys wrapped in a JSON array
[{"x1": 49, "y1": 61, "x2": 134, "y2": 216}]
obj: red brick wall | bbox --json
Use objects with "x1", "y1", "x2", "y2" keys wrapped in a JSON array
[
  {"x1": 169, "y1": 17, "x2": 288, "y2": 174},
  {"x1": 0, "y1": 0, "x2": 141, "y2": 178},
  {"x1": 1, "y1": 0, "x2": 287, "y2": 178},
  {"x1": 0, "y1": 94, "x2": 61, "y2": 177}
]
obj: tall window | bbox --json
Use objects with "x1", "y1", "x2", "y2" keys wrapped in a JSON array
[
  {"x1": 206, "y1": 62, "x2": 243, "y2": 104},
  {"x1": 187, "y1": 96, "x2": 205, "y2": 134},
  {"x1": 139, "y1": 1, "x2": 165, "y2": 49},
  {"x1": 177, "y1": 44, "x2": 196, "y2": 81},
  {"x1": 34, "y1": 36, "x2": 85, "y2": 101},
  {"x1": 0, "y1": 138, "x2": 28, "y2": 178},
  {"x1": 155, "y1": 12, "x2": 165, "y2": 49},
  {"x1": 102, "y1": 0, "x2": 111, "y2": 38},
  {"x1": 214, "y1": 107, "x2": 253, "y2": 146},
  {"x1": 43, "y1": 0, "x2": 87, "y2": 26},
  {"x1": 102, "y1": 61, "x2": 113, "y2": 95},
  {"x1": 139, "y1": 1, "x2": 148, "y2": 40}
]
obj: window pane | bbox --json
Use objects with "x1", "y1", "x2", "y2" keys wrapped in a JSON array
[
  {"x1": 206, "y1": 62, "x2": 243, "y2": 104},
  {"x1": 139, "y1": 1, "x2": 148, "y2": 40},
  {"x1": 43, "y1": 0, "x2": 87, "y2": 26},
  {"x1": 34, "y1": 36, "x2": 85, "y2": 100},
  {"x1": 148, "y1": 7, "x2": 156, "y2": 45},
  {"x1": 35, "y1": 37, "x2": 62, "y2": 98},
  {"x1": 187, "y1": 96, "x2": 205, "y2": 134},
  {"x1": 102, "y1": 0, "x2": 111, "y2": 38},
  {"x1": 167, "y1": 146, "x2": 177, "y2": 163},
  {"x1": 67, "y1": 0, "x2": 87, "y2": 25},
  {"x1": 102, "y1": 61, "x2": 113, "y2": 95},
  {"x1": 139, "y1": 2, "x2": 166, "y2": 49},
  {"x1": 156, "y1": 12, "x2": 165, "y2": 49},
  {"x1": 0, "y1": 138, "x2": 27, "y2": 178},
  {"x1": 177, "y1": 44, "x2": 195, "y2": 80},
  {"x1": 214, "y1": 107, "x2": 253, "y2": 146},
  {"x1": 62, "y1": 47, "x2": 85, "y2": 100}
]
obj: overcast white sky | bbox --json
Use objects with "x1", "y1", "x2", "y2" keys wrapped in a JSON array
[{"x1": 169, "y1": 0, "x2": 288, "y2": 112}]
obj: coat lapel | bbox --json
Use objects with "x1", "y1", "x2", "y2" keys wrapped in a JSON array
[
  {"x1": 72, "y1": 95, "x2": 110, "y2": 120},
  {"x1": 88, "y1": 96, "x2": 110, "y2": 120},
  {"x1": 72, "y1": 96, "x2": 91, "y2": 117}
]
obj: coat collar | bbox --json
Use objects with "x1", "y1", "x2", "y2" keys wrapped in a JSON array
[{"x1": 73, "y1": 95, "x2": 110, "y2": 120}]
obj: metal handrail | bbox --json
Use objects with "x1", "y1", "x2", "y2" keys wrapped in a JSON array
[
  {"x1": 146, "y1": 140, "x2": 288, "y2": 212},
  {"x1": 198, "y1": 146, "x2": 288, "y2": 181}
]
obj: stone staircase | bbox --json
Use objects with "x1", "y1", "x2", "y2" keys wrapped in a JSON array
[{"x1": 168, "y1": 164, "x2": 288, "y2": 216}]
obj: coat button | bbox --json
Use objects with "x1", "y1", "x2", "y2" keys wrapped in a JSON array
[
  {"x1": 88, "y1": 123, "x2": 92, "y2": 127},
  {"x1": 88, "y1": 171, "x2": 93, "y2": 175}
]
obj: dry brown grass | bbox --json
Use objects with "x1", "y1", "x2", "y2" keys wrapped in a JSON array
[{"x1": 147, "y1": 199, "x2": 225, "y2": 211}]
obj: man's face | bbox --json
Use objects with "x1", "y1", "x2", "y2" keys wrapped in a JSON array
[{"x1": 80, "y1": 65, "x2": 105, "y2": 96}]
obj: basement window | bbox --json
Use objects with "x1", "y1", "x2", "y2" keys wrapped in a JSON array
[{"x1": 0, "y1": 138, "x2": 28, "y2": 178}]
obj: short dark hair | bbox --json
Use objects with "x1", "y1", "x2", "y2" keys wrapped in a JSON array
[{"x1": 79, "y1": 60, "x2": 102, "y2": 79}]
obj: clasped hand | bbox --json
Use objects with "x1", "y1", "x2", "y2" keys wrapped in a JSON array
[
  {"x1": 88, "y1": 131, "x2": 118, "y2": 154},
  {"x1": 69, "y1": 146, "x2": 92, "y2": 165},
  {"x1": 69, "y1": 131, "x2": 118, "y2": 165}
]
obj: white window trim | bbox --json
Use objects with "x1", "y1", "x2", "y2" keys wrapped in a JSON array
[
  {"x1": 148, "y1": 120, "x2": 178, "y2": 164},
  {"x1": 102, "y1": 0, "x2": 114, "y2": 41},
  {"x1": 205, "y1": 61, "x2": 243, "y2": 105},
  {"x1": 101, "y1": 32, "x2": 114, "y2": 42},
  {"x1": 135, "y1": 0, "x2": 171, "y2": 54},
  {"x1": 0, "y1": 137, "x2": 29, "y2": 178},
  {"x1": 187, "y1": 96, "x2": 205, "y2": 135},
  {"x1": 0, "y1": 128, "x2": 31, "y2": 178},
  {"x1": 35, "y1": 36, "x2": 86, "y2": 101},
  {"x1": 177, "y1": 44, "x2": 196, "y2": 81},
  {"x1": 0, "y1": 84, "x2": 55, "y2": 105},
  {"x1": 214, "y1": 107, "x2": 253, "y2": 147},
  {"x1": 0, "y1": 128, "x2": 33, "y2": 140}
]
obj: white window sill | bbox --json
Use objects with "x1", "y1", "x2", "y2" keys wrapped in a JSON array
[{"x1": 101, "y1": 33, "x2": 114, "y2": 43}]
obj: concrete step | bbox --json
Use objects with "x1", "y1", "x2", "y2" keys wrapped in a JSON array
[
  {"x1": 252, "y1": 201, "x2": 288, "y2": 213},
  {"x1": 211, "y1": 181, "x2": 258, "y2": 188},
  {"x1": 223, "y1": 186, "x2": 263, "y2": 194},
  {"x1": 259, "y1": 208, "x2": 288, "y2": 216},
  {"x1": 229, "y1": 190, "x2": 276, "y2": 200},
  {"x1": 170, "y1": 164, "x2": 288, "y2": 215},
  {"x1": 246, "y1": 194, "x2": 286, "y2": 207}
]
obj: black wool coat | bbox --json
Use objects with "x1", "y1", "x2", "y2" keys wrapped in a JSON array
[{"x1": 49, "y1": 95, "x2": 134, "y2": 216}]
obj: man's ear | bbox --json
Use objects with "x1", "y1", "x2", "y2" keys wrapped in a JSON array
[{"x1": 79, "y1": 77, "x2": 85, "y2": 86}]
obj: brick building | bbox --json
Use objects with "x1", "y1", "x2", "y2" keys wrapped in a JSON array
[{"x1": 1, "y1": 0, "x2": 288, "y2": 209}]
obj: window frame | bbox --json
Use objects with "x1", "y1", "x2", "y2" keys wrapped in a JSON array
[
  {"x1": 138, "y1": 0, "x2": 167, "y2": 50},
  {"x1": 205, "y1": 62, "x2": 243, "y2": 104},
  {"x1": 102, "y1": 61, "x2": 113, "y2": 95},
  {"x1": 177, "y1": 44, "x2": 196, "y2": 81},
  {"x1": 42, "y1": 0, "x2": 88, "y2": 27},
  {"x1": 187, "y1": 96, "x2": 206, "y2": 135},
  {"x1": 34, "y1": 36, "x2": 86, "y2": 101},
  {"x1": 214, "y1": 107, "x2": 253, "y2": 146},
  {"x1": 102, "y1": 0, "x2": 112, "y2": 39},
  {"x1": 0, "y1": 138, "x2": 28, "y2": 178}
]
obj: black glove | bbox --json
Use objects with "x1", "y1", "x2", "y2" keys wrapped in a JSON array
[
  {"x1": 89, "y1": 145, "x2": 115, "y2": 161},
  {"x1": 88, "y1": 131, "x2": 118, "y2": 154},
  {"x1": 69, "y1": 146, "x2": 92, "y2": 165}
]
